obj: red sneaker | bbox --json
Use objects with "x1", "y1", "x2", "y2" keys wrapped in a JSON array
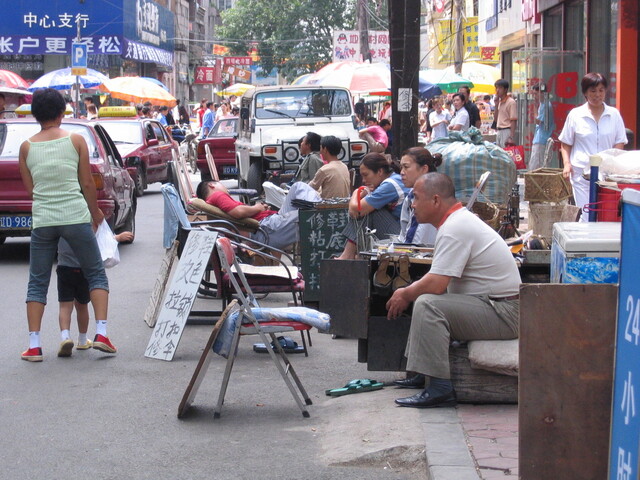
[
  {"x1": 93, "y1": 334, "x2": 117, "y2": 354},
  {"x1": 21, "y1": 347, "x2": 43, "y2": 362}
]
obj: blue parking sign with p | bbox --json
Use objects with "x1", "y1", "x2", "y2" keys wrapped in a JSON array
[
  {"x1": 609, "y1": 188, "x2": 640, "y2": 480},
  {"x1": 71, "y1": 43, "x2": 87, "y2": 75}
]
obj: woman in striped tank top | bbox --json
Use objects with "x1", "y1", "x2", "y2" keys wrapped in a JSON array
[{"x1": 18, "y1": 88, "x2": 116, "y2": 362}]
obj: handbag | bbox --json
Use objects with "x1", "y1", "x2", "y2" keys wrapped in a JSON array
[
  {"x1": 96, "y1": 220, "x2": 120, "y2": 268},
  {"x1": 504, "y1": 143, "x2": 526, "y2": 170}
]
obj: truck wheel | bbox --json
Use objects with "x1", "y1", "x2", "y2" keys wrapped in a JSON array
[
  {"x1": 247, "y1": 159, "x2": 263, "y2": 194},
  {"x1": 134, "y1": 166, "x2": 146, "y2": 197}
]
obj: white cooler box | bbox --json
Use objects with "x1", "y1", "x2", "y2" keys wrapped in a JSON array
[{"x1": 550, "y1": 222, "x2": 621, "y2": 284}]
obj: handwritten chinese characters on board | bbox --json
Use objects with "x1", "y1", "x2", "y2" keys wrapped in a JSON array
[
  {"x1": 299, "y1": 208, "x2": 348, "y2": 302},
  {"x1": 145, "y1": 231, "x2": 218, "y2": 361}
]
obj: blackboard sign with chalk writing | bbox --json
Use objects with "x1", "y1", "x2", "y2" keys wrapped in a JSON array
[
  {"x1": 298, "y1": 207, "x2": 349, "y2": 302},
  {"x1": 145, "y1": 230, "x2": 218, "y2": 361}
]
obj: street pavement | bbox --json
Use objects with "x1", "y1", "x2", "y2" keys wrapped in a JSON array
[{"x1": 0, "y1": 179, "x2": 520, "y2": 480}]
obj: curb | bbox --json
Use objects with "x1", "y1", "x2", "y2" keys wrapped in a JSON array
[{"x1": 421, "y1": 408, "x2": 480, "y2": 480}]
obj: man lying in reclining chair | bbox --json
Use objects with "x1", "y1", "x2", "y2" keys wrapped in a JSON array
[{"x1": 195, "y1": 181, "x2": 320, "y2": 250}]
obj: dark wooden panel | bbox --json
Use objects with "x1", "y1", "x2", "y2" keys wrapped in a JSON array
[
  {"x1": 367, "y1": 316, "x2": 411, "y2": 371},
  {"x1": 519, "y1": 284, "x2": 617, "y2": 480},
  {"x1": 319, "y1": 259, "x2": 370, "y2": 338}
]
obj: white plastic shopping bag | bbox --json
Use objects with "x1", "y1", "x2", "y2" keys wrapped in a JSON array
[{"x1": 96, "y1": 220, "x2": 120, "y2": 268}]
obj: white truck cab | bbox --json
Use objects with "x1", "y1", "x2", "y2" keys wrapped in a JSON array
[{"x1": 235, "y1": 85, "x2": 369, "y2": 192}]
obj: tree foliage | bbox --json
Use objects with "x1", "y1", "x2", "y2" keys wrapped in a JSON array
[{"x1": 219, "y1": 0, "x2": 356, "y2": 81}]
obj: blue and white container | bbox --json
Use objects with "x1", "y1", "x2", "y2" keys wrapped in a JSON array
[{"x1": 551, "y1": 222, "x2": 621, "y2": 284}]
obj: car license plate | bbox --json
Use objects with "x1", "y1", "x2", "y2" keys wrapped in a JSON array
[
  {"x1": 0, "y1": 214, "x2": 32, "y2": 230},
  {"x1": 223, "y1": 166, "x2": 238, "y2": 175}
]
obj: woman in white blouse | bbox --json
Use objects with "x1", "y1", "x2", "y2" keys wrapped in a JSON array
[{"x1": 559, "y1": 72, "x2": 627, "y2": 221}]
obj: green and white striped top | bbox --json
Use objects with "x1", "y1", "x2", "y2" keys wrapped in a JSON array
[{"x1": 26, "y1": 135, "x2": 91, "y2": 229}]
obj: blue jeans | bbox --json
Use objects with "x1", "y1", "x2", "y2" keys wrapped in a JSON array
[{"x1": 27, "y1": 223, "x2": 109, "y2": 304}]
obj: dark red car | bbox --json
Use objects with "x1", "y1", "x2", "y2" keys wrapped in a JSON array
[
  {"x1": 196, "y1": 117, "x2": 238, "y2": 181},
  {"x1": 0, "y1": 119, "x2": 136, "y2": 244},
  {"x1": 96, "y1": 117, "x2": 178, "y2": 196}
]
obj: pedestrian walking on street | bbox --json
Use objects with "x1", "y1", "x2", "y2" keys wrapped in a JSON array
[{"x1": 18, "y1": 88, "x2": 117, "y2": 362}]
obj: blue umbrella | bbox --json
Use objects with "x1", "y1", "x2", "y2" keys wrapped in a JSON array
[
  {"x1": 418, "y1": 77, "x2": 443, "y2": 99},
  {"x1": 28, "y1": 67, "x2": 109, "y2": 91},
  {"x1": 141, "y1": 77, "x2": 169, "y2": 91}
]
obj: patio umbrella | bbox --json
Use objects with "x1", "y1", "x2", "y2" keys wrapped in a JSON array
[
  {"x1": 0, "y1": 69, "x2": 29, "y2": 90},
  {"x1": 100, "y1": 76, "x2": 177, "y2": 107},
  {"x1": 141, "y1": 77, "x2": 169, "y2": 91},
  {"x1": 219, "y1": 83, "x2": 254, "y2": 96},
  {"x1": 417, "y1": 77, "x2": 443, "y2": 99},
  {"x1": 419, "y1": 69, "x2": 473, "y2": 93},
  {"x1": 0, "y1": 86, "x2": 31, "y2": 96},
  {"x1": 290, "y1": 74, "x2": 312, "y2": 86},
  {"x1": 444, "y1": 62, "x2": 501, "y2": 93},
  {"x1": 302, "y1": 61, "x2": 390, "y2": 94},
  {"x1": 28, "y1": 67, "x2": 109, "y2": 91}
]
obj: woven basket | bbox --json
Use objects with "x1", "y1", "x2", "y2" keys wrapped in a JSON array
[
  {"x1": 528, "y1": 202, "x2": 582, "y2": 240},
  {"x1": 470, "y1": 201, "x2": 502, "y2": 231},
  {"x1": 524, "y1": 168, "x2": 573, "y2": 203}
]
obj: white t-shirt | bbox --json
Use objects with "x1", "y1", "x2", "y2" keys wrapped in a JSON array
[
  {"x1": 558, "y1": 102, "x2": 627, "y2": 171},
  {"x1": 398, "y1": 193, "x2": 437, "y2": 246},
  {"x1": 430, "y1": 208, "x2": 520, "y2": 296},
  {"x1": 450, "y1": 107, "x2": 470, "y2": 131},
  {"x1": 429, "y1": 110, "x2": 451, "y2": 140}
]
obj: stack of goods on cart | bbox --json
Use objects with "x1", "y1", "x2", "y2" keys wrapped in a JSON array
[{"x1": 590, "y1": 149, "x2": 640, "y2": 222}]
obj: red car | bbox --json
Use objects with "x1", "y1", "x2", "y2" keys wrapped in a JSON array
[
  {"x1": 0, "y1": 119, "x2": 136, "y2": 244},
  {"x1": 96, "y1": 116, "x2": 178, "y2": 196},
  {"x1": 196, "y1": 117, "x2": 238, "y2": 181}
]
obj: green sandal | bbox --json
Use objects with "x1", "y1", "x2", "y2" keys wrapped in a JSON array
[{"x1": 325, "y1": 379, "x2": 384, "y2": 397}]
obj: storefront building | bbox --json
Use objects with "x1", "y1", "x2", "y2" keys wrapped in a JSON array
[{"x1": 0, "y1": 0, "x2": 175, "y2": 86}]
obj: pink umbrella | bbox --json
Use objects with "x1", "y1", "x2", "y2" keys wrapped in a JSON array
[
  {"x1": 302, "y1": 61, "x2": 390, "y2": 94},
  {"x1": 0, "y1": 69, "x2": 30, "y2": 89}
]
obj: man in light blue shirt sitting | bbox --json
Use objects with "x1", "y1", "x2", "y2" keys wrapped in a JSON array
[{"x1": 200, "y1": 101, "x2": 215, "y2": 138}]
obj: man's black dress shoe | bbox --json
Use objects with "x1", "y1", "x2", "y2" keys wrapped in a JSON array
[
  {"x1": 395, "y1": 389, "x2": 457, "y2": 408},
  {"x1": 393, "y1": 374, "x2": 426, "y2": 389}
]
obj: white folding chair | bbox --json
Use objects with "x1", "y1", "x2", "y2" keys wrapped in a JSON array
[{"x1": 214, "y1": 236, "x2": 313, "y2": 418}]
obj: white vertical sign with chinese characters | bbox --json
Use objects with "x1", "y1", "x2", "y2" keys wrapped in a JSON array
[
  {"x1": 145, "y1": 230, "x2": 218, "y2": 361},
  {"x1": 609, "y1": 189, "x2": 640, "y2": 479},
  {"x1": 333, "y1": 30, "x2": 389, "y2": 63}
]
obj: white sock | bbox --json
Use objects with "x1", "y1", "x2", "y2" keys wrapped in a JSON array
[
  {"x1": 96, "y1": 320, "x2": 107, "y2": 336},
  {"x1": 29, "y1": 331, "x2": 40, "y2": 349},
  {"x1": 78, "y1": 333, "x2": 88, "y2": 345},
  {"x1": 61, "y1": 329, "x2": 71, "y2": 341}
]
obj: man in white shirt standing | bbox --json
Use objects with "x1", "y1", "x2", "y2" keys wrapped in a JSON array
[{"x1": 448, "y1": 93, "x2": 470, "y2": 132}]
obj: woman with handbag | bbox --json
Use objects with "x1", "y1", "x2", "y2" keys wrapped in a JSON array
[{"x1": 559, "y1": 72, "x2": 627, "y2": 221}]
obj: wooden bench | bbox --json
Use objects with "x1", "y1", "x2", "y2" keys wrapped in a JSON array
[{"x1": 366, "y1": 316, "x2": 518, "y2": 404}]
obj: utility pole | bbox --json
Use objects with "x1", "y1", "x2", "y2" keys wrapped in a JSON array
[
  {"x1": 453, "y1": 0, "x2": 464, "y2": 75},
  {"x1": 388, "y1": 0, "x2": 421, "y2": 159},
  {"x1": 357, "y1": 0, "x2": 371, "y2": 62}
]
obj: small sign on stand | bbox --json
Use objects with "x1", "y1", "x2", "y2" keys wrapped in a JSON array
[
  {"x1": 71, "y1": 42, "x2": 87, "y2": 76},
  {"x1": 145, "y1": 230, "x2": 218, "y2": 361},
  {"x1": 608, "y1": 188, "x2": 640, "y2": 479}
]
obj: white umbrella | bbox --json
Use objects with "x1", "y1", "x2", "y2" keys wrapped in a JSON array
[{"x1": 28, "y1": 67, "x2": 109, "y2": 92}]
